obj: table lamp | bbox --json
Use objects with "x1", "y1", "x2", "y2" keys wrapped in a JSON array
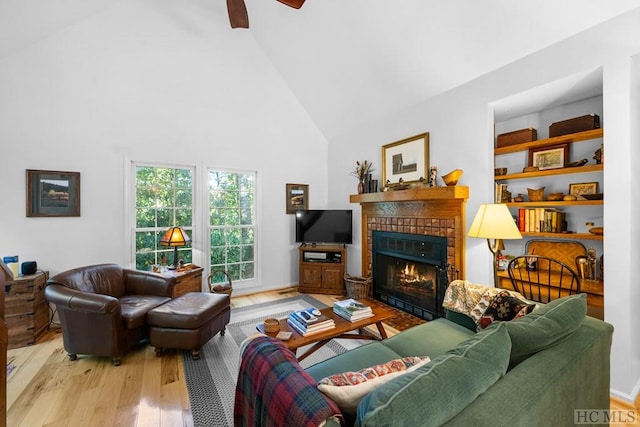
[
  {"x1": 468, "y1": 203, "x2": 522, "y2": 286},
  {"x1": 160, "y1": 226, "x2": 191, "y2": 270}
]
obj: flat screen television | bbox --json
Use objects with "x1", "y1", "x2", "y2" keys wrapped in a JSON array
[{"x1": 295, "y1": 210, "x2": 353, "y2": 244}]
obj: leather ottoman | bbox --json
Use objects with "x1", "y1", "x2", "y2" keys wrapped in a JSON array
[{"x1": 147, "y1": 292, "x2": 231, "y2": 360}]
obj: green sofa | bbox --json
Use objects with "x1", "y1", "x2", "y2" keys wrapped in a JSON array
[{"x1": 238, "y1": 285, "x2": 613, "y2": 426}]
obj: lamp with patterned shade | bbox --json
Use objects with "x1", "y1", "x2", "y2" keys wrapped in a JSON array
[{"x1": 160, "y1": 226, "x2": 191, "y2": 270}]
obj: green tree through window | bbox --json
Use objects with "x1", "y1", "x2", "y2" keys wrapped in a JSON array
[
  {"x1": 209, "y1": 170, "x2": 256, "y2": 285},
  {"x1": 134, "y1": 165, "x2": 193, "y2": 271}
]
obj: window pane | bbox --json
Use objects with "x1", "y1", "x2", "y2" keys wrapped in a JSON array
[
  {"x1": 242, "y1": 245, "x2": 254, "y2": 261},
  {"x1": 209, "y1": 169, "x2": 256, "y2": 283},
  {"x1": 134, "y1": 165, "x2": 193, "y2": 270}
]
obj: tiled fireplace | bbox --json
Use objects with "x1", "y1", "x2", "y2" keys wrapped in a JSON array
[{"x1": 350, "y1": 186, "x2": 469, "y2": 319}]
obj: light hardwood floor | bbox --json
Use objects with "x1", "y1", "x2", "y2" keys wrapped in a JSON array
[{"x1": 6, "y1": 289, "x2": 637, "y2": 426}]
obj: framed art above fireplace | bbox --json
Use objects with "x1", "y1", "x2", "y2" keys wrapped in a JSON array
[{"x1": 381, "y1": 132, "x2": 429, "y2": 185}]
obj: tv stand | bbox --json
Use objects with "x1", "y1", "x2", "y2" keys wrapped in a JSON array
[{"x1": 298, "y1": 245, "x2": 346, "y2": 295}]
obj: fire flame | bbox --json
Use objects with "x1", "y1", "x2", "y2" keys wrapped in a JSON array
[{"x1": 400, "y1": 262, "x2": 426, "y2": 283}]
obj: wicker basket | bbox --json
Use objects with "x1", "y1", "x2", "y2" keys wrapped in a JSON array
[
  {"x1": 208, "y1": 269, "x2": 233, "y2": 296},
  {"x1": 344, "y1": 274, "x2": 372, "y2": 300}
]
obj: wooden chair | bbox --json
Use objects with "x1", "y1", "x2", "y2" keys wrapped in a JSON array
[{"x1": 507, "y1": 255, "x2": 581, "y2": 303}]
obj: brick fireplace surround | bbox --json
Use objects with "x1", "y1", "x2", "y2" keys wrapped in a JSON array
[{"x1": 349, "y1": 186, "x2": 469, "y2": 280}]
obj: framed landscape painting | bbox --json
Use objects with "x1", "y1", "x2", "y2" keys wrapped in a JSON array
[
  {"x1": 285, "y1": 183, "x2": 308, "y2": 214},
  {"x1": 528, "y1": 144, "x2": 569, "y2": 170},
  {"x1": 26, "y1": 169, "x2": 80, "y2": 217}
]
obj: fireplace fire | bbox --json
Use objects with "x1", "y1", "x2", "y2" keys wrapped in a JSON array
[{"x1": 372, "y1": 231, "x2": 449, "y2": 320}]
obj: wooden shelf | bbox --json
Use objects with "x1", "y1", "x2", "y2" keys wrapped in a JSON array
[
  {"x1": 506, "y1": 200, "x2": 602, "y2": 208},
  {"x1": 350, "y1": 185, "x2": 469, "y2": 204},
  {"x1": 495, "y1": 163, "x2": 603, "y2": 180},
  {"x1": 494, "y1": 128, "x2": 603, "y2": 155},
  {"x1": 519, "y1": 232, "x2": 603, "y2": 241}
]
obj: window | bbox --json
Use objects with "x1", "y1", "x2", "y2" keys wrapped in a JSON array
[
  {"x1": 208, "y1": 170, "x2": 256, "y2": 285},
  {"x1": 134, "y1": 165, "x2": 194, "y2": 271}
]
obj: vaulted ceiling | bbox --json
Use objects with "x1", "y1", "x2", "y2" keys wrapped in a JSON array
[{"x1": 2, "y1": 0, "x2": 639, "y2": 138}]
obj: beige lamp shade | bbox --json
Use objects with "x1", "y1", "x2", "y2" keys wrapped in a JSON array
[{"x1": 468, "y1": 204, "x2": 522, "y2": 240}]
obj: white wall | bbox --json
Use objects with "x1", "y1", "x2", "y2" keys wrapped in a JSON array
[
  {"x1": 328, "y1": 10, "x2": 640, "y2": 402},
  {"x1": 0, "y1": 1, "x2": 329, "y2": 294}
]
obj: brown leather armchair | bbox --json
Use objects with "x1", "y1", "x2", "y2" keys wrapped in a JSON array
[{"x1": 45, "y1": 263, "x2": 176, "y2": 366}]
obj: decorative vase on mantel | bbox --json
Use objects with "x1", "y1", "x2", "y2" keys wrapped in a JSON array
[{"x1": 357, "y1": 179, "x2": 365, "y2": 194}]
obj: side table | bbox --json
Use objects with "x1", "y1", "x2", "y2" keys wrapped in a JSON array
[
  {"x1": 5, "y1": 271, "x2": 49, "y2": 349},
  {"x1": 162, "y1": 266, "x2": 204, "y2": 298}
]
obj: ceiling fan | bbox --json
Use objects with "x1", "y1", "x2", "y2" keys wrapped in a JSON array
[{"x1": 227, "y1": 0, "x2": 305, "y2": 28}]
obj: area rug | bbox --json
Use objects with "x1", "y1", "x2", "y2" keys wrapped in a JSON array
[{"x1": 182, "y1": 295, "x2": 366, "y2": 427}]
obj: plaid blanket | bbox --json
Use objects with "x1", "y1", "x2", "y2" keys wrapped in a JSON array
[{"x1": 234, "y1": 335, "x2": 345, "y2": 427}]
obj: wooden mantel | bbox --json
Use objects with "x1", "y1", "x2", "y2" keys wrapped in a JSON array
[
  {"x1": 350, "y1": 185, "x2": 469, "y2": 280},
  {"x1": 349, "y1": 185, "x2": 469, "y2": 204}
]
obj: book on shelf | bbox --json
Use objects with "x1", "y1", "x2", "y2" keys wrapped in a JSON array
[
  {"x1": 333, "y1": 298, "x2": 373, "y2": 322},
  {"x1": 517, "y1": 207, "x2": 566, "y2": 233}
]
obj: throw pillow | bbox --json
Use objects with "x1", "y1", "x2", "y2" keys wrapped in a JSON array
[
  {"x1": 357, "y1": 322, "x2": 511, "y2": 427},
  {"x1": 317, "y1": 356, "x2": 431, "y2": 415},
  {"x1": 504, "y1": 293, "x2": 587, "y2": 365},
  {"x1": 478, "y1": 291, "x2": 536, "y2": 329}
]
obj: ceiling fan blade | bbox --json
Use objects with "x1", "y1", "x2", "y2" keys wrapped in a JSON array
[
  {"x1": 277, "y1": 0, "x2": 305, "y2": 9},
  {"x1": 227, "y1": 0, "x2": 249, "y2": 28}
]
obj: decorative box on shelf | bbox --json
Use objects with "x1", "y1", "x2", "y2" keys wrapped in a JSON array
[
  {"x1": 496, "y1": 127, "x2": 537, "y2": 148},
  {"x1": 549, "y1": 114, "x2": 600, "y2": 137}
]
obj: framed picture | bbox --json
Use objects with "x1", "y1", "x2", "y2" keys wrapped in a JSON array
[
  {"x1": 569, "y1": 182, "x2": 599, "y2": 196},
  {"x1": 285, "y1": 183, "x2": 308, "y2": 214},
  {"x1": 26, "y1": 169, "x2": 80, "y2": 217},
  {"x1": 528, "y1": 144, "x2": 569, "y2": 170},
  {"x1": 381, "y1": 132, "x2": 429, "y2": 185}
]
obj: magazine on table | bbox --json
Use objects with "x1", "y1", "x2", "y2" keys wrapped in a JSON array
[{"x1": 333, "y1": 298, "x2": 373, "y2": 321}]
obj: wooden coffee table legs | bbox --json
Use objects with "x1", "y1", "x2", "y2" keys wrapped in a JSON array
[{"x1": 290, "y1": 321, "x2": 387, "y2": 362}]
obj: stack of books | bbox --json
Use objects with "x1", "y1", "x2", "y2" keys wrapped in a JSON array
[
  {"x1": 333, "y1": 298, "x2": 373, "y2": 322},
  {"x1": 287, "y1": 307, "x2": 335, "y2": 336}
]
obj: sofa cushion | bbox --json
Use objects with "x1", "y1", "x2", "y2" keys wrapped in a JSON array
[
  {"x1": 381, "y1": 318, "x2": 474, "y2": 359},
  {"x1": 306, "y1": 342, "x2": 404, "y2": 382},
  {"x1": 356, "y1": 322, "x2": 511, "y2": 427},
  {"x1": 504, "y1": 293, "x2": 587, "y2": 365},
  {"x1": 119, "y1": 295, "x2": 171, "y2": 329},
  {"x1": 317, "y1": 356, "x2": 430, "y2": 416}
]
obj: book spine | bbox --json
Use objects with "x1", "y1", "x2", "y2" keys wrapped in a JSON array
[{"x1": 287, "y1": 318, "x2": 306, "y2": 335}]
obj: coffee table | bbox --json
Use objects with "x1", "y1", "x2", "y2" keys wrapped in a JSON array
[{"x1": 257, "y1": 299, "x2": 395, "y2": 361}]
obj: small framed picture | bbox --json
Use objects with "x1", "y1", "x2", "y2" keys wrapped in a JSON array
[
  {"x1": 569, "y1": 182, "x2": 599, "y2": 196},
  {"x1": 285, "y1": 183, "x2": 308, "y2": 214},
  {"x1": 26, "y1": 169, "x2": 80, "y2": 217},
  {"x1": 382, "y1": 132, "x2": 429, "y2": 185},
  {"x1": 528, "y1": 144, "x2": 569, "y2": 170}
]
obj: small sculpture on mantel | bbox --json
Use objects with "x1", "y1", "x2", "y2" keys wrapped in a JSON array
[
  {"x1": 441, "y1": 169, "x2": 463, "y2": 186},
  {"x1": 428, "y1": 166, "x2": 438, "y2": 187}
]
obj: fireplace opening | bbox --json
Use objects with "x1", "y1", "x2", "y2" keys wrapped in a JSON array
[{"x1": 372, "y1": 231, "x2": 449, "y2": 320}]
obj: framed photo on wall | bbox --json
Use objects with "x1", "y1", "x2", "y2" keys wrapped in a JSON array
[
  {"x1": 381, "y1": 132, "x2": 429, "y2": 185},
  {"x1": 528, "y1": 144, "x2": 569, "y2": 170},
  {"x1": 26, "y1": 169, "x2": 81, "y2": 217},
  {"x1": 285, "y1": 183, "x2": 308, "y2": 214}
]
